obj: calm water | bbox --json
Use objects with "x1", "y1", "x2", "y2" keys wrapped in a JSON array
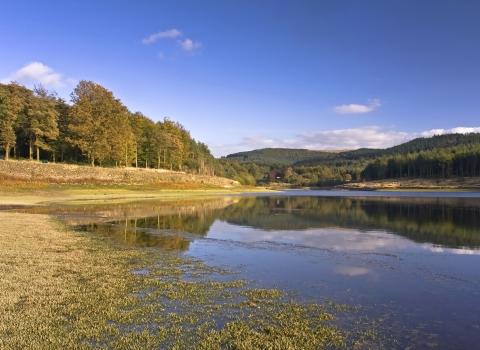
[{"x1": 52, "y1": 191, "x2": 480, "y2": 348}]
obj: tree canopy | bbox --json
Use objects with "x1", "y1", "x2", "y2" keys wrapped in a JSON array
[{"x1": 0, "y1": 81, "x2": 217, "y2": 174}]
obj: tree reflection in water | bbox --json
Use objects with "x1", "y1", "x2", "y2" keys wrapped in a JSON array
[{"x1": 71, "y1": 195, "x2": 480, "y2": 250}]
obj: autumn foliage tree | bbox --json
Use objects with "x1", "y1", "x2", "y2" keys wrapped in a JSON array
[
  {"x1": 68, "y1": 81, "x2": 132, "y2": 166},
  {"x1": 0, "y1": 84, "x2": 23, "y2": 160},
  {"x1": 0, "y1": 80, "x2": 219, "y2": 174},
  {"x1": 21, "y1": 87, "x2": 59, "y2": 161}
]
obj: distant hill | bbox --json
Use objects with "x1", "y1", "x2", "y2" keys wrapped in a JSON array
[
  {"x1": 225, "y1": 133, "x2": 480, "y2": 167},
  {"x1": 295, "y1": 133, "x2": 480, "y2": 166},
  {"x1": 225, "y1": 148, "x2": 337, "y2": 165},
  {"x1": 222, "y1": 133, "x2": 480, "y2": 186}
]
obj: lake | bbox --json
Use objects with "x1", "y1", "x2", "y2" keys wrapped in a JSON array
[{"x1": 41, "y1": 191, "x2": 480, "y2": 348}]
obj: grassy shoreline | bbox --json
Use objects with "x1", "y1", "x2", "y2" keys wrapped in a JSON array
[
  {"x1": 0, "y1": 182, "x2": 272, "y2": 206},
  {"x1": 2, "y1": 180, "x2": 479, "y2": 208},
  {"x1": 0, "y1": 210, "x2": 375, "y2": 349}
]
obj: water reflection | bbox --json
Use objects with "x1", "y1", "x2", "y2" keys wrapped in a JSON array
[
  {"x1": 43, "y1": 193, "x2": 480, "y2": 348},
  {"x1": 78, "y1": 196, "x2": 480, "y2": 252},
  {"x1": 219, "y1": 197, "x2": 480, "y2": 249},
  {"x1": 78, "y1": 219, "x2": 191, "y2": 250}
]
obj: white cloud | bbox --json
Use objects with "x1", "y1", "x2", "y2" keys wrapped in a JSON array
[
  {"x1": 142, "y1": 28, "x2": 182, "y2": 44},
  {"x1": 334, "y1": 98, "x2": 381, "y2": 114},
  {"x1": 297, "y1": 126, "x2": 409, "y2": 150},
  {"x1": 420, "y1": 127, "x2": 480, "y2": 137},
  {"x1": 178, "y1": 38, "x2": 201, "y2": 52},
  {"x1": 231, "y1": 126, "x2": 409, "y2": 152},
  {"x1": 213, "y1": 125, "x2": 480, "y2": 156},
  {"x1": 1, "y1": 62, "x2": 69, "y2": 88}
]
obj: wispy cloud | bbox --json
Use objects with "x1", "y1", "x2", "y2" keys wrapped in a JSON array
[
  {"x1": 235, "y1": 126, "x2": 410, "y2": 151},
  {"x1": 1, "y1": 62, "x2": 72, "y2": 88},
  {"x1": 296, "y1": 126, "x2": 409, "y2": 149},
  {"x1": 213, "y1": 125, "x2": 480, "y2": 156},
  {"x1": 334, "y1": 99, "x2": 381, "y2": 114},
  {"x1": 142, "y1": 28, "x2": 201, "y2": 55},
  {"x1": 177, "y1": 38, "x2": 201, "y2": 52},
  {"x1": 142, "y1": 28, "x2": 182, "y2": 44}
]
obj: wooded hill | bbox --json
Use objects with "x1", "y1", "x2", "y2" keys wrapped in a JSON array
[
  {"x1": 222, "y1": 133, "x2": 480, "y2": 186},
  {"x1": 226, "y1": 148, "x2": 335, "y2": 166}
]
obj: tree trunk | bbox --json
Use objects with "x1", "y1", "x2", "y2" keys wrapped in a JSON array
[
  {"x1": 157, "y1": 152, "x2": 160, "y2": 169},
  {"x1": 4, "y1": 143, "x2": 9, "y2": 160},
  {"x1": 52, "y1": 151, "x2": 56, "y2": 163},
  {"x1": 91, "y1": 157, "x2": 95, "y2": 167},
  {"x1": 13, "y1": 145, "x2": 16, "y2": 159},
  {"x1": 29, "y1": 141, "x2": 33, "y2": 160},
  {"x1": 36, "y1": 146, "x2": 40, "y2": 162},
  {"x1": 135, "y1": 147, "x2": 138, "y2": 168}
]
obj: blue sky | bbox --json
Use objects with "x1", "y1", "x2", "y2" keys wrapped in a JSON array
[{"x1": 1, "y1": 0, "x2": 480, "y2": 156}]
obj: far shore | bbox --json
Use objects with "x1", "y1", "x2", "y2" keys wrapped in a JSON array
[
  {"x1": 337, "y1": 177, "x2": 480, "y2": 191},
  {"x1": 3, "y1": 178, "x2": 480, "y2": 207}
]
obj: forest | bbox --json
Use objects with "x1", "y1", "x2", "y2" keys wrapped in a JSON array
[
  {"x1": 0, "y1": 81, "x2": 222, "y2": 175},
  {"x1": 2, "y1": 81, "x2": 480, "y2": 186},
  {"x1": 224, "y1": 134, "x2": 480, "y2": 186}
]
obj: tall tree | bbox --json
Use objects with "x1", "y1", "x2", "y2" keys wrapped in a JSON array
[
  {"x1": 22, "y1": 86, "x2": 59, "y2": 161},
  {"x1": 69, "y1": 81, "x2": 130, "y2": 166},
  {"x1": 0, "y1": 83, "x2": 24, "y2": 160},
  {"x1": 53, "y1": 98, "x2": 73, "y2": 162}
]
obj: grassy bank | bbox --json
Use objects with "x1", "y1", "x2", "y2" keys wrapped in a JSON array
[
  {"x1": 0, "y1": 183, "x2": 268, "y2": 206},
  {"x1": 0, "y1": 159, "x2": 274, "y2": 206},
  {"x1": 0, "y1": 211, "x2": 374, "y2": 349},
  {"x1": 0, "y1": 159, "x2": 238, "y2": 187},
  {"x1": 338, "y1": 177, "x2": 480, "y2": 191}
]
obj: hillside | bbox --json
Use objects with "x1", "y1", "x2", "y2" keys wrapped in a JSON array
[
  {"x1": 296, "y1": 133, "x2": 480, "y2": 166},
  {"x1": 222, "y1": 133, "x2": 480, "y2": 187},
  {"x1": 227, "y1": 133, "x2": 480, "y2": 167},
  {"x1": 225, "y1": 148, "x2": 336, "y2": 165},
  {"x1": 0, "y1": 160, "x2": 239, "y2": 188}
]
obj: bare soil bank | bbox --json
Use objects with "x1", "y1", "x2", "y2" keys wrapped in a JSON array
[{"x1": 0, "y1": 160, "x2": 238, "y2": 187}]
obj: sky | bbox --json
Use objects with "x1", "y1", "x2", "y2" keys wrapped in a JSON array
[{"x1": 1, "y1": 0, "x2": 480, "y2": 156}]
